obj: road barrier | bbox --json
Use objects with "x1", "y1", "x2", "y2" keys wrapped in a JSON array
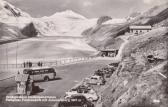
[{"x1": 0, "y1": 57, "x2": 96, "y2": 72}]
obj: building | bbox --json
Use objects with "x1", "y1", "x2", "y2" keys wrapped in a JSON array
[
  {"x1": 98, "y1": 38, "x2": 124, "y2": 57},
  {"x1": 100, "y1": 49, "x2": 119, "y2": 57},
  {"x1": 129, "y1": 25, "x2": 152, "y2": 35}
]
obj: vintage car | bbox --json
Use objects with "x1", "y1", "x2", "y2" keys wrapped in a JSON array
[
  {"x1": 58, "y1": 95, "x2": 94, "y2": 107},
  {"x1": 84, "y1": 75, "x2": 106, "y2": 86},
  {"x1": 65, "y1": 85, "x2": 99, "y2": 102}
]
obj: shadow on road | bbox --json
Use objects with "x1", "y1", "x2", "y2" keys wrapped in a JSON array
[
  {"x1": 32, "y1": 86, "x2": 44, "y2": 95},
  {"x1": 34, "y1": 77, "x2": 62, "y2": 83}
]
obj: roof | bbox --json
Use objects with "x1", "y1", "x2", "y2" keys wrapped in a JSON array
[
  {"x1": 91, "y1": 75, "x2": 101, "y2": 78},
  {"x1": 15, "y1": 74, "x2": 29, "y2": 82},
  {"x1": 129, "y1": 25, "x2": 152, "y2": 30},
  {"x1": 24, "y1": 67, "x2": 53, "y2": 71},
  {"x1": 100, "y1": 49, "x2": 118, "y2": 52}
]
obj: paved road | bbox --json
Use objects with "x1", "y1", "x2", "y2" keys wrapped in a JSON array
[{"x1": 2, "y1": 59, "x2": 113, "y2": 107}]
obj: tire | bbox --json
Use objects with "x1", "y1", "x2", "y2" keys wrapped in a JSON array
[
  {"x1": 44, "y1": 76, "x2": 49, "y2": 81},
  {"x1": 88, "y1": 97, "x2": 93, "y2": 102},
  {"x1": 97, "y1": 83, "x2": 101, "y2": 86},
  {"x1": 83, "y1": 104, "x2": 88, "y2": 107},
  {"x1": 58, "y1": 103, "x2": 65, "y2": 107},
  {"x1": 60, "y1": 105, "x2": 65, "y2": 107}
]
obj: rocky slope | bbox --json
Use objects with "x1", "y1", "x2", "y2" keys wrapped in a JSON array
[
  {"x1": 95, "y1": 25, "x2": 168, "y2": 107},
  {"x1": 88, "y1": 3, "x2": 168, "y2": 107}
]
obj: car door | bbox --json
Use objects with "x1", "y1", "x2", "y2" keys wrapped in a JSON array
[{"x1": 91, "y1": 77, "x2": 97, "y2": 84}]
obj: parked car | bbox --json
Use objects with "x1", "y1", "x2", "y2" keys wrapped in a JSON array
[
  {"x1": 94, "y1": 69, "x2": 105, "y2": 77},
  {"x1": 108, "y1": 62, "x2": 119, "y2": 69},
  {"x1": 58, "y1": 95, "x2": 94, "y2": 107},
  {"x1": 65, "y1": 85, "x2": 99, "y2": 102},
  {"x1": 84, "y1": 75, "x2": 106, "y2": 86},
  {"x1": 23, "y1": 67, "x2": 56, "y2": 81},
  {"x1": 101, "y1": 67, "x2": 115, "y2": 78}
]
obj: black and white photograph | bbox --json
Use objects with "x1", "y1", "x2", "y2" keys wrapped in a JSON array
[{"x1": 0, "y1": 0, "x2": 168, "y2": 107}]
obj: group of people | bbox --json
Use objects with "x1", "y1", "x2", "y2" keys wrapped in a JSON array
[
  {"x1": 23, "y1": 61, "x2": 33, "y2": 68},
  {"x1": 23, "y1": 61, "x2": 43, "y2": 68}
]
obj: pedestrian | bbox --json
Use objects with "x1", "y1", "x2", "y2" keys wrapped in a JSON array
[
  {"x1": 40, "y1": 62, "x2": 43, "y2": 67},
  {"x1": 26, "y1": 61, "x2": 29, "y2": 68},
  {"x1": 38, "y1": 62, "x2": 40, "y2": 67},
  {"x1": 29, "y1": 62, "x2": 32, "y2": 68},
  {"x1": 23, "y1": 62, "x2": 26, "y2": 68}
]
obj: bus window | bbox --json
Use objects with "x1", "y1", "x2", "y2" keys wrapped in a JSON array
[{"x1": 33, "y1": 70, "x2": 40, "y2": 75}]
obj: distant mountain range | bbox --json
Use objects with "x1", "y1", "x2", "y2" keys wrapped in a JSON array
[
  {"x1": 0, "y1": 0, "x2": 168, "y2": 49},
  {"x1": 0, "y1": 0, "x2": 127, "y2": 41},
  {"x1": 34, "y1": 10, "x2": 97, "y2": 37}
]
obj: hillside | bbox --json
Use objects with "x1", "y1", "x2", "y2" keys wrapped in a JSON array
[
  {"x1": 134, "y1": 2, "x2": 168, "y2": 26},
  {"x1": 82, "y1": 2, "x2": 168, "y2": 49},
  {"x1": 0, "y1": 22, "x2": 24, "y2": 41},
  {"x1": 87, "y1": 2, "x2": 168, "y2": 107},
  {"x1": 96, "y1": 27, "x2": 168, "y2": 107}
]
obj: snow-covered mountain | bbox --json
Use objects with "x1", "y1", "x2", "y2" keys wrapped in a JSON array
[
  {"x1": 0, "y1": 0, "x2": 32, "y2": 28},
  {"x1": 34, "y1": 10, "x2": 97, "y2": 37},
  {"x1": 0, "y1": 0, "x2": 38, "y2": 41},
  {"x1": 0, "y1": 0, "x2": 98, "y2": 38}
]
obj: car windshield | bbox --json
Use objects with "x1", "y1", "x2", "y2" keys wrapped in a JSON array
[
  {"x1": 91, "y1": 77, "x2": 97, "y2": 80},
  {"x1": 70, "y1": 88, "x2": 77, "y2": 91}
]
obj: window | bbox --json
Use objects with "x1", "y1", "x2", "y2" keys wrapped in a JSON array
[{"x1": 33, "y1": 70, "x2": 40, "y2": 75}]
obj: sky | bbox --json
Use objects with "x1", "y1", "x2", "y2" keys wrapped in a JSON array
[{"x1": 6, "y1": 0, "x2": 168, "y2": 18}]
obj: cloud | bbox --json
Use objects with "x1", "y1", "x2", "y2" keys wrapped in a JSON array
[
  {"x1": 83, "y1": 0, "x2": 93, "y2": 7},
  {"x1": 143, "y1": 0, "x2": 153, "y2": 4},
  {"x1": 142, "y1": 0, "x2": 167, "y2": 5},
  {"x1": 6, "y1": 0, "x2": 23, "y2": 3}
]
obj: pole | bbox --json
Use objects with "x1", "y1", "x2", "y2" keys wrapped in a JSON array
[
  {"x1": 6, "y1": 43, "x2": 8, "y2": 70},
  {"x1": 16, "y1": 41, "x2": 18, "y2": 68}
]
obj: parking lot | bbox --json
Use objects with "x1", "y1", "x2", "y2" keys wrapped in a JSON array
[{"x1": 1, "y1": 59, "x2": 113, "y2": 107}]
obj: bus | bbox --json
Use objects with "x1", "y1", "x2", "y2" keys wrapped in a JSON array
[{"x1": 23, "y1": 67, "x2": 56, "y2": 81}]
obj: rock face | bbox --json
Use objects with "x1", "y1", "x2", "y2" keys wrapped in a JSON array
[
  {"x1": 97, "y1": 27, "x2": 168, "y2": 107},
  {"x1": 21, "y1": 22, "x2": 38, "y2": 37},
  {"x1": 97, "y1": 16, "x2": 112, "y2": 25}
]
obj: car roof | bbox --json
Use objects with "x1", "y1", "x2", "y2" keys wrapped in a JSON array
[
  {"x1": 24, "y1": 67, "x2": 54, "y2": 71},
  {"x1": 91, "y1": 75, "x2": 100, "y2": 78},
  {"x1": 71, "y1": 94, "x2": 86, "y2": 98}
]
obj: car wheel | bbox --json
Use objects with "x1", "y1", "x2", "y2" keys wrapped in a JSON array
[
  {"x1": 59, "y1": 104, "x2": 65, "y2": 107},
  {"x1": 88, "y1": 97, "x2": 93, "y2": 102},
  {"x1": 44, "y1": 76, "x2": 49, "y2": 81},
  {"x1": 83, "y1": 104, "x2": 88, "y2": 107},
  {"x1": 97, "y1": 83, "x2": 101, "y2": 86},
  {"x1": 60, "y1": 105, "x2": 65, "y2": 107}
]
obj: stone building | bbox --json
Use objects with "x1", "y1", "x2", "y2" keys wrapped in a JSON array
[{"x1": 129, "y1": 25, "x2": 152, "y2": 35}]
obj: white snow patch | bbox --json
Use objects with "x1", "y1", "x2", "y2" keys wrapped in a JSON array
[{"x1": 103, "y1": 18, "x2": 127, "y2": 25}]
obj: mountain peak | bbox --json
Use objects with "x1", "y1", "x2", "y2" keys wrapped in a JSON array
[{"x1": 42, "y1": 10, "x2": 87, "y2": 20}]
